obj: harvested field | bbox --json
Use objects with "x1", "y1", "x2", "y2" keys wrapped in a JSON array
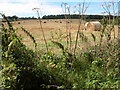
[{"x1": 10, "y1": 19, "x2": 118, "y2": 50}]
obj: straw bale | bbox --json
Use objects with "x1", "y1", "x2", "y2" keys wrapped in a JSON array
[{"x1": 85, "y1": 21, "x2": 101, "y2": 31}]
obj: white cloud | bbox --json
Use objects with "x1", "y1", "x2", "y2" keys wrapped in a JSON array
[
  {"x1": 39, "y1": 4, "x2": 63, "y2": 16},
  {"x1": 0, "y1": 0, "x2": 119, "y2": 17},
  {"x1": 0, "y1": 0, "x2": 63, "y2": 17}
]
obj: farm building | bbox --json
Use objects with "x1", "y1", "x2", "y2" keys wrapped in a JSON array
[{"x1": 85, "y1": 21, "x2": 101, "y2": 31}]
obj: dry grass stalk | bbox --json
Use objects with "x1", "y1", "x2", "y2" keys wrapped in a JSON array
[
  {"x1": 74, "y1": 1, "x2": 90, "y2": 56},
  {"x1": 32, "y1": 8, "x2": 49, "y2": 52}
]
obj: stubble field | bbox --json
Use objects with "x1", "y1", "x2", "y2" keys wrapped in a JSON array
[{"x1": 12, "y1": 19, "x2": 118, "y2": 51}]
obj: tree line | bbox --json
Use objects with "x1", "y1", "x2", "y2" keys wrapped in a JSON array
[
  {"x1": 42, "y1": 14, "x2": 119, "y2": 20},
  {"x1": 1, "y1": 14, "x2": 119, "y2": 23},
  {"x1": 1, "y1": 15, "x2": 37, "y2": 22}
]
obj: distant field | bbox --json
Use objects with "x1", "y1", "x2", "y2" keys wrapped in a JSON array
[{"x1": 10, "y1": 19, "x2": 118, "y2": 50}]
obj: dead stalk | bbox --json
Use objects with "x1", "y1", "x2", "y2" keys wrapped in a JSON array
[
  {"x1": 61, "y1": 3, "x2": 69, "y2": 48},
  {"x1": 74, "y1": 1, "x2": 89, "y2": 55},
  {"x1": 67, "y1": 5, "x2": 72, "y2": 52},
  {"x1": 32, "y1": 8, "x2": 49, "y2": 53},
  {"x1": 102, "y1": 1, "x2": 117, "y2": 43}
]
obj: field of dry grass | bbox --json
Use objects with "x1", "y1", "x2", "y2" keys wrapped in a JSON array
[{"x1": 10, "y1": 19, "x2": 118, "y2": 51}]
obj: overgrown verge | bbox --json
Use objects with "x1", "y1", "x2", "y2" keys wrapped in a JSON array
[
  {"x1": 0, "y1": 14, "x2": 62, "y2": 89},
  {"x1": 0, "y1": 12, "x2": 120, "y2": 90}
]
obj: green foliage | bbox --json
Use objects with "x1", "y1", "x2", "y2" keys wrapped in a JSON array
[
  {"x1": 1, "y1": 12, "x2": 119, "y2": 90},
  {"x1": 79, "y1": 31, "x2": 88, "y2": 43},
  {"x1": 21, "y1": 27, "x2": 37, "y2": 48},
  {"x1": 1, "y1": 14, "x2": 49, "y2": 89}
]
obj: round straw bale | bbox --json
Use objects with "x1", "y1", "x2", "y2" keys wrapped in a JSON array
[
  {"x1": 18, "y1": 22, "x2": 20, "y2": 24},
  {"x1": 85, "y1": 21, "x2": 101, "y2": 31},
  {"x1": 44, "y1": 21, "x2": 46, "y2": 23}
]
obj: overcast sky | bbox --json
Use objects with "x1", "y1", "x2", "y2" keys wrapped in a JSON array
[{"x1": 0, "y1": 0, "x2": 119, "y2": 17}]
